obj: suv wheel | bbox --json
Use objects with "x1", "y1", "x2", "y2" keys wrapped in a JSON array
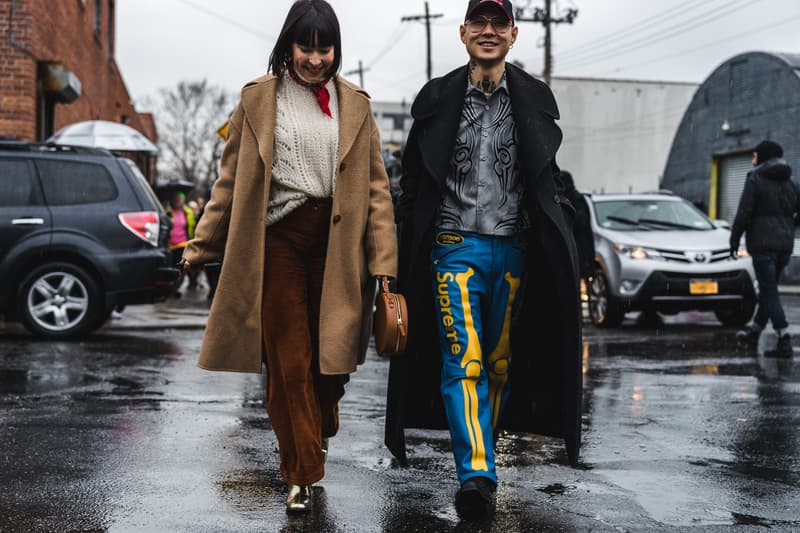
[
  {"x1": 18, "y1": 262, "x2": 103, "y2": 339},
  {"x1": 714, "y1": 301, "x2": 756, "y2": 327},
  {"x1": 588, "y1": 268, "x2": 624, "y2": 327}
]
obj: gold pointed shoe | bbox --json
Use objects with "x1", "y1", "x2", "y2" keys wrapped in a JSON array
[
  {"x1": 321, "y1": 438, "x2": 329, "y2": 463},
  {"x1": 286, "y1": 484, "x2": 312, "y2": 513}
]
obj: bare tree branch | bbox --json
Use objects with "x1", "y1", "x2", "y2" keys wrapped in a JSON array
[{"x1": 153, "y1": 80, "x2": 234, "y2": 197}]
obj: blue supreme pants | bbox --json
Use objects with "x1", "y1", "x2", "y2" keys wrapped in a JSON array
[{"x1": 430, "y1": 229, "x2": 527, "y2": 484}]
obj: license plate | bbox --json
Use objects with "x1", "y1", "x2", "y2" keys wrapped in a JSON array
[{"x1": 690, "y1": 279, "x2": 718, "y2": 295}]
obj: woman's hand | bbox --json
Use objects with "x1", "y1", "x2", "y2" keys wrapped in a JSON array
[{"x1": 179, "y1": 259, "x2": 204, "y2": 274}]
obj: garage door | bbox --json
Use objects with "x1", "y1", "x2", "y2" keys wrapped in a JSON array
[
  {"x1": 718, "y1": 153, "x2": 753, "y2": 222},
  {"x1": 720, "y1": 153, "x2": 800, "y2": 256}
]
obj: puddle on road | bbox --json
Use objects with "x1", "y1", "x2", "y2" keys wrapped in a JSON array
[{"x1": 537, "y1": 483, "x2": 576, "y2": 496}]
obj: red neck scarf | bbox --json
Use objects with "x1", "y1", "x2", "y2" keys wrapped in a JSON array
[{"x1": 287, "y1": 67, "x2": 333, "y2": 118}]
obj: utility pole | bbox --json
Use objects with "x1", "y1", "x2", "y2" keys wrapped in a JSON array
[
  {"x1": 345, "y1": 60, "x2": 369, "y2": 89},
  {"x1": 515, "y1": 0, "x2": 578, "y2": 85},
  {"x1": 401, "y1": 2, "x2": 443, "y2": 81}
]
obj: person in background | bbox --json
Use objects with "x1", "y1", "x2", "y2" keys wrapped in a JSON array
[
  {"x1": 166, "y1": 191, "x2": 196, "y2": 296},
  {"x1": 731, "y1": 140, "x2": 800, "y2": 357},
  {"x1": 185, "y1": 200, "x2": 203, "y2": 289},
  {"x1": 198, "y1": 186, "x2": 221, "y2": 301},
  {"x1": 180, "y1": 0, "x2": 397, "y2": 514},
  {"x1": 560, "y1": 170, "x2": 595, "y2": 283}
]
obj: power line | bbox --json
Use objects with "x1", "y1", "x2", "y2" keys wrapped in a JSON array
[
  {"x1": 557, "y1": 0, "x2": 758, "y2": 71},
  {"x1": 585, "y1": 13, "x2": 800, "y2": 78},
  {"x1": 176, "y1": 0, "x2": 276, "y2": 42},
  {"x1": 365, "y1": 25, "x2": 413, "y2": 69},
  {"x1": 555, "y1": 0, "x2": 704, "y2": 61},
  {"x1": 516, "y1": 0, "x2": 578, "y2": 85},
  {"x1": 557, "y1": 0, "x2": 752, "y2": 69}
]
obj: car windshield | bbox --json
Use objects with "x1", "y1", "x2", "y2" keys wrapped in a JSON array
[{"x1": 593, "y1": 199, "x2": 714, "y2": 231}]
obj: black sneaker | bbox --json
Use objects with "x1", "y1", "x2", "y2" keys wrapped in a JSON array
[
  {"x1": 455, "y1": 476, "x2": 496, "y2": 521},
  {"x1": 766, "y1": 333, "x2": 793, "y2": 358},
  {"x1": 736, "y1": 324, "x2": 763, "y2": 346}
]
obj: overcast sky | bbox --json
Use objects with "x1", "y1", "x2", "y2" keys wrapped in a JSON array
[{"x1": 117, "y1": 0, "x2": 800, "y2": 106}]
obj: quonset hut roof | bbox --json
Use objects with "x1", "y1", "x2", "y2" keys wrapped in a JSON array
[
  {"x1": 772, "y1": 52, "x2": 800, "y2": 71},
  {"x1": 661, "y1": 51, "x2": 800, "y2": 211}
]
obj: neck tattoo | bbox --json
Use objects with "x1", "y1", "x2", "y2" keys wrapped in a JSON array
[
  {"x1": 469, "y1": 62, "x2": 504, "y2": 96},
  {"x1": 480, "y1": 76, "x2": 497, "y2": 95}
]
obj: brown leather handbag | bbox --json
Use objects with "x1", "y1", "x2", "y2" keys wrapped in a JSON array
[{"x1": 373, "y1": 276, "x2": 408, "y2": 356}]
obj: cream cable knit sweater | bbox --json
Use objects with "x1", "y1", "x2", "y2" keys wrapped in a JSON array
[{"x1": 266, "y1": 75, "x2": 339, "y2": 227}]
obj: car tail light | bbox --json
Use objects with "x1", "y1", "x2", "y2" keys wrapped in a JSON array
[{"x1": 118, "y1": 211, "x2": 160, "y2": 247}]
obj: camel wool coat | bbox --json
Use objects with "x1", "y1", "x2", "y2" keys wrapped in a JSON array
[{"x1": 182, "y1": 74, "x2": 398, "y2": 375}]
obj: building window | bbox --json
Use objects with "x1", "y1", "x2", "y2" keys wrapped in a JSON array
[
  {"x1": 108, "y1": 0, "x2": 115, "y2": 59},
  {"x1": 94, "y1": 0, "x2": 102, "y2": 43}
]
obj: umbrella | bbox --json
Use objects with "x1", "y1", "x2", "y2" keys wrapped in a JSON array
[
  {"x1": 47, "y1": 120, "x2": 159, "y2": 155},
  {"x1": 154, "y1": 179, "x2": 195, "y2": 202}
]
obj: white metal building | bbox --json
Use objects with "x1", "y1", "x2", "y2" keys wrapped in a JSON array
[
  {"x1": 371, "y1": 76, "x2": 698, "y2": 195},
  {"x1": 551, "y1": 76, "x2": 697, "y2": 194},
  {"x1": 372, "y1": 100, "x2": 413, "y2": 148}
]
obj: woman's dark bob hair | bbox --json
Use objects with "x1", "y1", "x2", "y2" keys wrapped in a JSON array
[{"x1": 268, "y1": 0, "x2": 342, "y2": 77}]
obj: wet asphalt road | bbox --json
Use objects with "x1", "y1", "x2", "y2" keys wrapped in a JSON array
[{"x1": 1, "y1": 293, "x2": 799, "y2": 532}]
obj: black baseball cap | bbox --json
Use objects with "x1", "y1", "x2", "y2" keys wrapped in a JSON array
[{"x1": 465, "y1": 0, "x2": 515, "y2": 24}]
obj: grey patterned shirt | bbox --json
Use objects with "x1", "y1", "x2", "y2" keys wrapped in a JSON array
[{"x1": 437, "y1": 74, "x2": 526, "y2": 236}]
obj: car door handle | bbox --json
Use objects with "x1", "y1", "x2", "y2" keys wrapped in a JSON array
[{"x1": 11, "y1": 218, "x2": 45, "y2": 225}]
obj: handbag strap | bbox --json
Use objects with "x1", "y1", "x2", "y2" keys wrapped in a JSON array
[{"x1": 380, "y1": 275, "x2": 391, "y2": 294}]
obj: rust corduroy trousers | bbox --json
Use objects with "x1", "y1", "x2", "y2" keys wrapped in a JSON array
[{"x1": 261, "y1": 198, "x2": 348, "y2": 486}]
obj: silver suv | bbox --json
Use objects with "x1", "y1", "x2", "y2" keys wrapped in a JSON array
[{"x1": 587, "y1": 193, "x2": 757, "y2": 327}]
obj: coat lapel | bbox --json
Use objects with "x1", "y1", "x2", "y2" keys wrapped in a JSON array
[
  {"x1": 335, "y1": 77, "x2": 369, "y2": 165},
  {"x1": 413, "y1": 66, "x2": 468, "y2": 189},
  {"x1": 239, "y1": 75, "x2": 278, "y2": 167},
  {"x1": 506, "y1": 64, "x2": 563, "y2": 185}
]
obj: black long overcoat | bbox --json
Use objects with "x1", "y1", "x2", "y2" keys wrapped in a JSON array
[{"x1": 385, "y1": 63, "x2": 583, "y2": 466}]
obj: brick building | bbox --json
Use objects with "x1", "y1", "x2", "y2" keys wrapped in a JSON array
[{"x1": 0, "y1": 0, "x2": 156, "y2": 178}]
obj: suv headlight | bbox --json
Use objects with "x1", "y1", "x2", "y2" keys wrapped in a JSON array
[{"x1": 614, "y1": 243, "x2": 661, "y2": 260}]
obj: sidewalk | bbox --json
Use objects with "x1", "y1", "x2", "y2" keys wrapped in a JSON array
[
  {"x1": 102, "y1": 284, "x2": 210, "y2": 332},
  {"x1": 100, "y1": 284, "x2": 800, "y2": 332},
  {"x1": 779, "y1": 284, "x2": 800, "y2": 295}
]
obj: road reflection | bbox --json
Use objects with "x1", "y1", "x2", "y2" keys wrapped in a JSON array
[{"x1": 581, "y1": 322, "x2": 798, "y2": 527}]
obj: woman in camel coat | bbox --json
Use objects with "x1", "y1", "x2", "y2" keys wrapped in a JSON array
[{"x1": 181, "y1": 0, "x2": 397, "y2": 514}]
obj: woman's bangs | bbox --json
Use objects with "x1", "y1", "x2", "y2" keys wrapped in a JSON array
[{"x1": 293, "y1": 14, "x2": 337, "y2": 48}]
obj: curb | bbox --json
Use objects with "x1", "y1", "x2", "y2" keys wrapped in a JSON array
[{"x1": 102, "y1": 323, "x2": 207, "y2": 332}]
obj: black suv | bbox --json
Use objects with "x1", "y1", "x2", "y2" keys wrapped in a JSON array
[{"x1": 0, "y1": 141, "x2": 177, "y2": 339}]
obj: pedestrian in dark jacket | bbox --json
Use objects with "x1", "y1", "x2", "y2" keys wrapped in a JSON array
[
  {"x1": 561, "y1": 170, "x2": 595, "y2": 280},
  {"x1": 386, "y1": 0, "x2": 581, "y2": 520},
  {"x1": 730, "y1": 140, "x2": 800, "y2": 356}
]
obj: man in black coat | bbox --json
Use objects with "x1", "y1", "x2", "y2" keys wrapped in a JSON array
[
  {"x1": 385, "y1": 0, "x2": 582, "y2": 520},
  {"x1": 731, "y1": 140, "x2": 800, "y2": 357}
]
